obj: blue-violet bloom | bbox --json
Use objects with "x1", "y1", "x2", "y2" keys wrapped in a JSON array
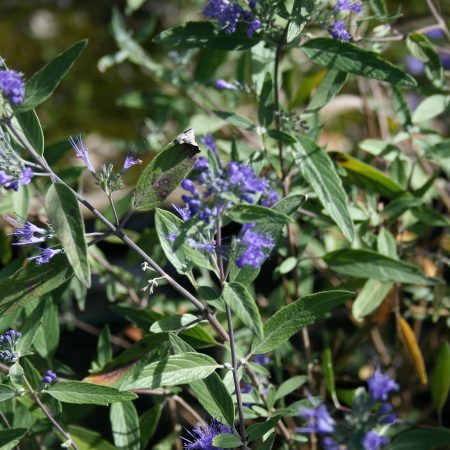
[
  {"x1": 297, "y1": 404, "x2": 335, "y2": 434},
  {"x1": 69, "y1": 135, "x2": 96, "y2": 174},
  {"x1": 363, "y1": 431, "x2": 389, "y2": 450},
  {"x1": 183, "y1": 419, "x2": 232, "y2": 450},
  {"x1": 367, "y1": 369, "x2": 399, "y2": 401},
  {"x1": 0, "y1": 69, "x2": 25, "y2": 105},
  {"x1": 330, "y1": 20, "x2": 352, "y2": 42}
]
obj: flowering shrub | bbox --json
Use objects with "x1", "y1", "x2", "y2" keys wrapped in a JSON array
[{"x1": 0, "y1": 1, "x2": 449, "y2": 450}]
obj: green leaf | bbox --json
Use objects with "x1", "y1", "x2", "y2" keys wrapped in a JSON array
[
  {"x1": 227, "y1": 204, "x2": 293, "y2": 225},
  {"x1": 302, "y1": 38, "x2": 416, "y2": 87},
  {"x1": 324, "y1": 249, "x2": 440, "y2": 285},
  {"x1": 293, "y1": 136, "x2": 354, "y2": 241},
  {"x1": 407, "y1": 32, "x2": 444, "y2": 88},
  {"x1": 377, "y1": 228, "x2": 397, "y2": 258},
  {"x1": 287, "y1": 0, "x2": 314, "y2": 43},
  {"x1": 13, "y1": 110, "x2": 44, "y2": 155},
  {"x1": 190, "y1": 374, "x2": 236, "y2": 427},
  {"x1": 33, "y1": 296, "x2": 60, "y2": 358},
  {"x1": 322, "y1": 348, "x2": 337, "y2": 404},
  {"x1": 139, "y1": 405, "x2": 161, "y2": 449},
  {"x1": 431, "y1": 341, "x2": 450, "y2": 415},
  {"x1": 0, "y1": 429, "x2": 27, "y2": 449},
  {"x1": 0, "y1": 385, "x2": 16, "y2": 403},
  {"x1": 155, "y1": 208, "x2": 216, "y2": 275},
  {"x1": 274, "y1": 376, "x2": 307, "y2": 401},
  {"x1": 97, "y1": 326, "x2": 113, "y2": 368},
  {"x1": 46, "y1": 183, "x2": 90, "y2": 287},
  {"x1": 391, "y1": 429, "x2": 450, "y2": 450},
  {"x1": 16, "y1": 300, "x2": 45, "y2": 354},
  {"x1": 47, "y1": 381, "x2": 137, "y2": 405},
  {"x1": 425, "y1": 139, "x2": 450, "y2": 159},
  {"x1": 153, "y1": 22, "x2": 259, "y2": 50},
  {"x1": 247, "y1": 416, "x2": 281, "y2": 442},
  {"x1": 223, "y1": 282, "x2": 263, "y2": 339},
  {"x1": 211, "y1": 434, "x2": 243, "y2": 448},
  {"x1": 120, "y1": 352, "x2": 221, "y2": 390},
  {"x1": 68, "y1": 425, "x2": 116, "y2": 450},
  {"x1": 150, "y1": 314, "x2": 200, "y2": 333},
  {"x1": 110, "y1": 401, "x2": 141, "y2": 450},
  {"x1": 169, "y1": 334, "x2": 235, "y2": 426},
  {"x1": 332, "y1": 151, "x2": 405, "y2": 199},
  {"x1": 18, "y1": 40, "x2": 87, "y2": 111},
  {"x1": 352, "y1": 278, "x2": 393, "y2": 320},
  {"x1": 214, "y1": 110, "x2": 256, "y2": 131},
  {"x1": 305, "y1": 70, "x2": 349, "y2": 112},
  {"x1": 134, "y1": 129, "x2": 200, "y2": 211},
  {"x1": 412, "y1": 95, "x2": 449, "y2": 124},
  {"x1": 252, "y1": 291, "x2": 352, "y2": 354},
  {"x1": 0, "y1": 255, "x2": 73, "y2": 315}
]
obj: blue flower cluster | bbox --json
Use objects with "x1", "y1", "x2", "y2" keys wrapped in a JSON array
[
  {"x1": 297, "y1": 369, "x2": 398, "y2": 450},
  {"x1": 0, "y1": 69, "x2": 25, "y2": 105},
  {"x1": 1, "y1": 130, "x2": 34, "y2": 191},
  {"x1": 203, "y1": 0, "x2": 262, "y2": 36},
  {"x1": 235, "y1": 223, "x2": 274, "y2": 269},
  {"x1": 3, "y1": 216, "x2": 62, "y2": 265},
  {"x1": 183, "y1": 419, "x2": 232, "y2": 450},
  {"x1": 42, "y1": 369, "x2": 57, "y2": 384},
  {"x1": 329, "y1": 0, "x2": 362, "y2": 42},
  {"x1": 0, "y1": 329, "x2": 21, "y2": 364},
  {"x1": 173, "y1": 135, "x2": 279, "y2": 269}
]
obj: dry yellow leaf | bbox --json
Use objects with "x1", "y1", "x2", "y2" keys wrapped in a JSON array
[{"x1": 397, "y1": 315, "x2": 428, "y2": 385}]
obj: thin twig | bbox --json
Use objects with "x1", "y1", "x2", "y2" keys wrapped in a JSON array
[
  {"x1": 23, "y1": 377, "x2": 79, "y2": 450},
  {"x1": 216, "y1": 216, "x2": 247, "y2": 447},
  {"x1": 425, "y1": 0, "x2": 450, "y2": 41}
]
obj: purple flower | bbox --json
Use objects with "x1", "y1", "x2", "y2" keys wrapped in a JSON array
[
  {"x1": 0, "y1": 170, "x2": 13, "y2": 187},
  {"x1": 181, "y1": 179, "x2": 198, "y2": 194},
  {"x1": 203, "y1": 0, "x2": 243, "y2": 34},
  {"x1": 426, "y1": 28, "x2": 444, "y2": 39},
  {"x1": 167, "y1": 232, "x2": 177, "y2": 242},
  {"x1": 241, "y1": 383, "x2": 252, "y2": 393},
  {"x1": 297, "y1": 404, "x2": 335, "y2": 434},
  {"x1": 194, "y1": 156, "x2": 209, "y2": 170},
  {"x1": 260, "y1": 190, "x2": 281, "y2": 207},
  {"x1": 123, "y1": 154, "x2": 142, "y2": 170},
  {"x1": 0, "y1": 329, "x2": 21, "y2": 364},
  {"x1": 187, "y1": 239, "x2": 216, "y2": 252},
  {"x1": 68, "y1": 135, "x2": 96, "y2": 174},
  {"x1": 254, "y1": 354, "x2": 269, "y2": 365},
  {"x1": 29, "y1": 247, "x2": 62, "y2": 265},
  {"x1": 248, "y1": 0, "x2": 257, "y2": 8},
  {"x1": 377, "y1": 402, "x2": 397, "y2": 425},
  {"x1": 227, "y1": 162, "x2": 267, "y2": 196},
  {"x1": 0, "y1": 69, "x2": 25, "y2": 105},
  {"x1": 247, "y1": 19, "x2": 262, "y2": 37},
  {"x1": 215, "y1": 79, "x2": 237, "y2": 90},
  {"x1": 183, "y1": 419, "x2": 232, "y2": 450},
  {"x1": 173, "y1": 204, "x2": 192, "y2": 221},
  {"x1": 404, "y1": 56, "x2": 425, "y2": 75},
  {"x1": 201, "y1": 134, "x2": 218, "y2": 155},
  {"x1": 362, "y1": 431, "x2": 389, "y2": 450},
  {"x1": 322, "y1": 437, "x2": 340, "y2": 450},
  {"x1": 236, "y1": 223, "x2": 273, "y2": 268},
  {"x1": 330, "y1": 21, "x2": 352, "y2": 42},
  {"x1": 440, "y1": 52, "x2": 450, "y2": 70},
  {"x1": 367, "y1": 369, "x2": 399, "y2": 401},
  {"x1": 42, "y1": 370, "x2": 57, "y2": 384},
  {"x1": 4, "y1": 216, "x2": 48, "y2": 245},
  {"x1": 335, "y1": 0, "x2": 362, "y2": 14},
  {"x1": 19, "y1": 167, "x2": 33, "y2": 185}
]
